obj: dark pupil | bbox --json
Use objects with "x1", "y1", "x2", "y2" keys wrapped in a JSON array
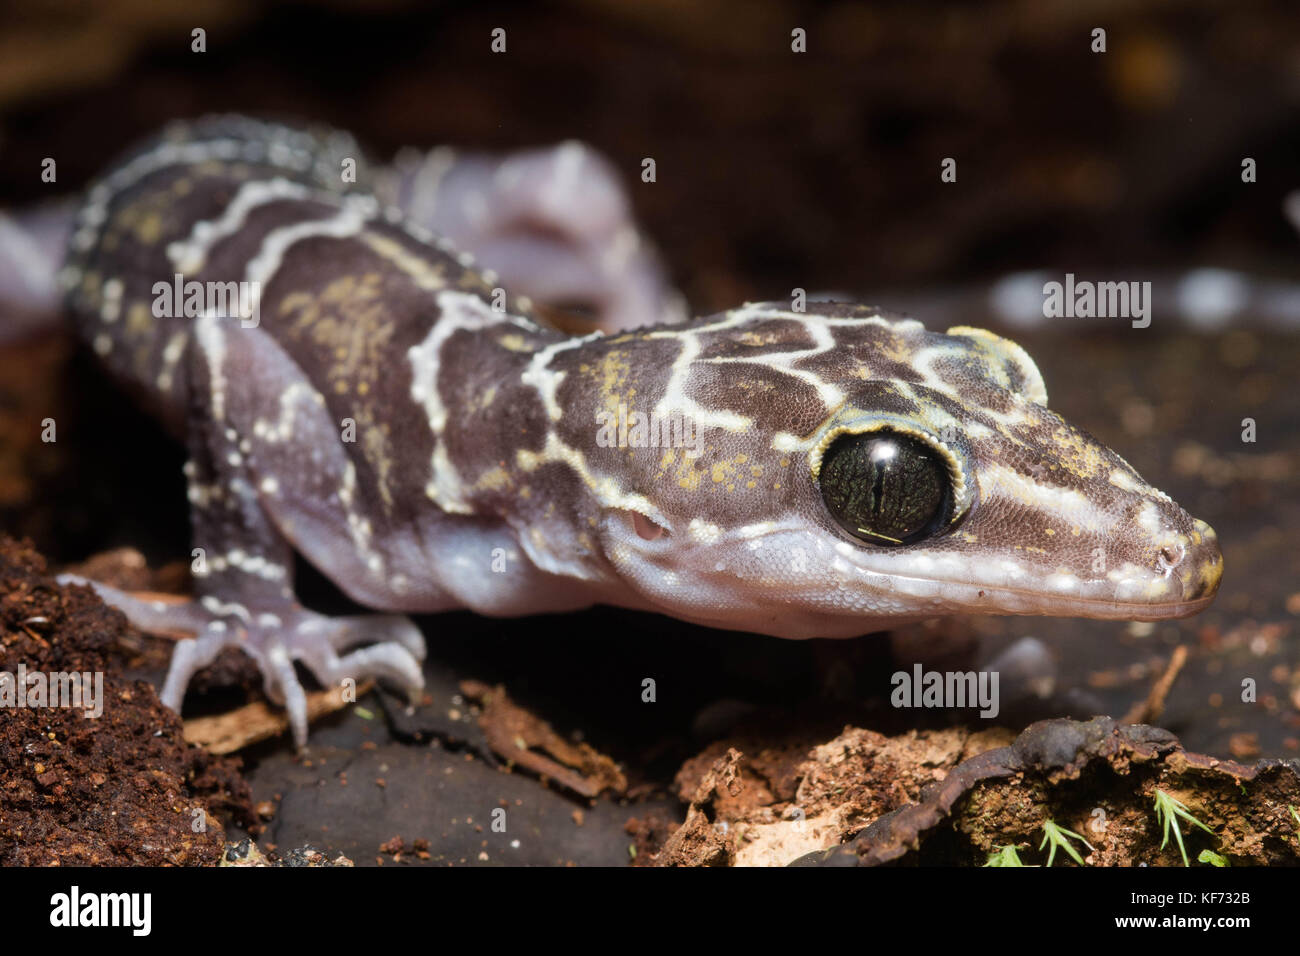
[{"x1": 819, "y1": 432, "x2": 949, "y2": 545}]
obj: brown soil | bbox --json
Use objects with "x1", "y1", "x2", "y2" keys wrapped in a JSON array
[{"x1": 0, "y1": 536, "x2": 255, "y2": 865}]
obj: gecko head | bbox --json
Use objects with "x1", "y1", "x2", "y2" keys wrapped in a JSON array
[{"x1": 595, "y1": 304, "x2": 1222, "y2": 637}]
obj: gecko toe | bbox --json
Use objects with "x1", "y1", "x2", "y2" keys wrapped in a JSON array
[
  {"x1": 324, "y1": 614, "x2": 428, "y2": 661},
  {"x1": 293, "y1": 634, "x2": 426, "y2": 705},
  {"x1": 64, "y1": 572, "x2": 429, "y2": 746},
  {"x1": 336, "y1": 643, "x2": 425, "y2": 697},
  {"x1": 160, "y1": 629, "x2": 235, "y2": 711},
  {"x1": 266, "y1": 644, "x2": 311, "y2": 750}
]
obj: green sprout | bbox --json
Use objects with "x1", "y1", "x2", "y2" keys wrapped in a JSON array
[
  {"x1": 1039, "y1": 819, "x2": 1094, "y2": 866},
  {"x1": 1290, "y1": 805, "x2": 1300, "y2": 829},
  {"x1": 1153, "y1": 788, "x2": 1214, "y2": 866},
  {"x1": 1197, "y1": 849, "x2": 1229, "y2": 867},
  {"x1": 984, "y1": 844, "x2": 1029, "y2": 867}
]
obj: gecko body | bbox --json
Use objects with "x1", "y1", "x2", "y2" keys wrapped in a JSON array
[{"x1": 58, "y1": 117, "x2": 1222, "y2": 745}]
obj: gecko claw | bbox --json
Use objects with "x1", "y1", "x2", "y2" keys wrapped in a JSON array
[{"x1": 60, "y1": 575, "x2": 427, "y2": 747}]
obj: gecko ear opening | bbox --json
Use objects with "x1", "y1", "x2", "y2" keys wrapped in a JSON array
[
  {"x1": 945, "y1": 326, "x2": 1049, "y2": 406},
  {"x1": 630, "y1": 511, "x2": 667, "y2": 541}
]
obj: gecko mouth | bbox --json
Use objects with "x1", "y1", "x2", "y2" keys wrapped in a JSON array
[
  {"x1": 843, "y1": 559, "x2": 1222, "y2": 622},
  {"x1": 953, "y1": 584, "x2": 1219, "y2": 621}
]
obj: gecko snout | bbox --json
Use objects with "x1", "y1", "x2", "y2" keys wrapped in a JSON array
[
  {"x1": 1184, "y1": 518, "x2": 1223, "y2": 601},
  {"x1": 1155, "y1": 517, "x2": 1222, "y2": 608}
]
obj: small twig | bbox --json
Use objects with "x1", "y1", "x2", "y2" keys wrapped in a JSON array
[
  {"x1": 183, "y1": 680, "x2": 374, "y2": 753},
  {"x1": 1123, "y1": 645, "x2": 1188, "y2": 725}
]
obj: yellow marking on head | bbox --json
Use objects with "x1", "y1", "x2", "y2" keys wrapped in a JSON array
[
  {"x1": 945, "y1": 325, "x2": 1048, "y2": 405},
  {"x1": 1195, "y1": 552, "x2": 1223, "y2": 593},
  {"x1": 674, "y1": 454, "x2": 704, "y2": 491},
  {"x1": 1049, "y1": 426, "x2": 1108, "y2": 479}
]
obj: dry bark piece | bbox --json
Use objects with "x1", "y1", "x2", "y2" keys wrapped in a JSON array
[
  {"x1": 60, "y1": 548, "x2": 191, "y2": 596},
  {"x1": 654, "y1": 748, "x2": 744, "y2": 867},
  {"x1": 460, "y1": 679, "x2": 627, "y2": 799},
  {"x1": 183, "y1": 680, "x2": 375, "y2": 754},
  {"x1": 655, "y1": 725, "x2": 1012, "y2": 867}
]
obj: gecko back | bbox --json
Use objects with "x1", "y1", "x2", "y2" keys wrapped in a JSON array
[{"x1": 60, "y1": 116, "x2": 383, "y2": 428}]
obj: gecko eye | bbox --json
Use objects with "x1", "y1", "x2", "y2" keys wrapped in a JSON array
[{"x1": 818, "y1": 431, "x2": 952, "y2": 546}]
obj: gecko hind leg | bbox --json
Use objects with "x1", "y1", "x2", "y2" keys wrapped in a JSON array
[{"x1": 384, "y1": 143, "x2": 685, "y2": 332}]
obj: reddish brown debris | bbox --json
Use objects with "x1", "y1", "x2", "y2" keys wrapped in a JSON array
[
  {"x1": 0, "y1": 536, "x2": 255, "y2": 865},
  {"x1": 460, "y1": 679, "x2": 627, "y2": 799}
]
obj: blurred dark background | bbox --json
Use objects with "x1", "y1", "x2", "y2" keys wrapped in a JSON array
[{"x1": 1, "y1": 0, "x2": 1299, "y2": 307}]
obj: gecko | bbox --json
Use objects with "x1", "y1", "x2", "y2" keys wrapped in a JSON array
[{"x1": 54, "y1": 116, "x2": 1223, "y2": 747}]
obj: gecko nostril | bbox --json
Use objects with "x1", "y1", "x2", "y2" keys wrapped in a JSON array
[{"x1": 1157, "y1": 543, "x2": 1184, "y2": 573}]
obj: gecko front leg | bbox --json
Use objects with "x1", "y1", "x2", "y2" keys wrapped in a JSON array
[{"x1": 64, "y1": 314, "x2": 426, "y2": 747}]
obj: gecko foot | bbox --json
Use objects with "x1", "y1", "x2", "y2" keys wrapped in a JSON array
[{"x1": 58, "y1": 576, "x2": 426, "y2": 748}]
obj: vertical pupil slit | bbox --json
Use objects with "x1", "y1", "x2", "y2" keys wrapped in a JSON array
[{"x1": 819, "y1": 430, "x2": 952, "y2": 546}]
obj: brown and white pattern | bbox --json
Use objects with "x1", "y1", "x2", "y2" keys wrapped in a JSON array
[{"x1": 58, "y1": 116, "x2": 1222, "y2": 745}]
